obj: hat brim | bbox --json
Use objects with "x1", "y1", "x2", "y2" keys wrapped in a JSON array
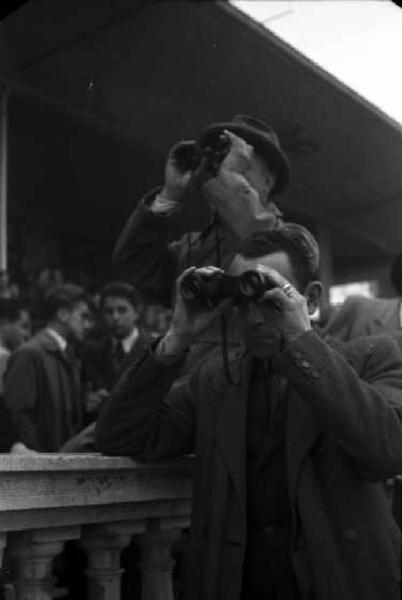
[{"x1": 198, "y1": 122, "x2": 290, "y2": 195}]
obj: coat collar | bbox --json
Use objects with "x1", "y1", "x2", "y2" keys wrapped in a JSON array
[{"x1": 35, "y1": 329, "x2": 66, "y2": 353}]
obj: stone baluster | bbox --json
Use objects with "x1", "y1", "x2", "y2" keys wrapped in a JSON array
[
  {"x1": 137, "y1": 519, "x2": 185, "y2": 600},
  {"x1": 82, "y1": 520, "x2": 145, "y2": 600},
  {"x1": 7, "y1": 526, "x2": 81, "y2": 600}
]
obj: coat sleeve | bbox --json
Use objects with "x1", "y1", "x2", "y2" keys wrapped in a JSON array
[
  {"x1": 3, "y1": 348, "x2": 40, "y2": 450},
  {"x1": 273, "y1": 331, "x2": 402, "y2": 479},
  {"x1": 0, "y1": 395, "x2": 19, "y2": 452},
  {"x1": 112, "y1": 190, "x2": 182, "y2": 306},
  {"x1": 95, "y1": 350, "x2": 195, "y2": 460}
]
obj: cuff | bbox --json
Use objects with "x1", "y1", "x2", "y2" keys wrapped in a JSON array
[
  {"x1": 149, "y1": 336, "x2": 188, "y2": 366},
  {"x1": 272, "y1": 330, "x2": 324, "y2": 382}
]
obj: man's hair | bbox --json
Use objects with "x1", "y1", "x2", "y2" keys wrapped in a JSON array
[
  {"x1": 390, "y1": 254, "x2": 402, "y2": 296},
  {"x1": 239, "y1": 223, "x2": 320, "y2": 290},
  {"x1": 42, "y1": 283, "x2": 89, "y2": 322},
  {"x1": 99, "y1": 282, "x2": 140, "y2": 310}
]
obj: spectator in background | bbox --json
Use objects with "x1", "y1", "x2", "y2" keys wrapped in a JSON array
[
  {"x1": 143, "y1": 304, "x2": 172, "y2": 336},
  {"x1": 82, "y1": 282, "x2": 149, "y2": 420},
  {"x1": 0, "y1": 299, "x2": 32, "y2": 394},
  {"x1": 4, "y1": 283, "x2": 92, "y2": 452},
  {"x1": 323, "y1": 253, "x2": 402, "y2": 346}
]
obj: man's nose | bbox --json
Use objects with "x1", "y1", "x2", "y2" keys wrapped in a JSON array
[{"x1": 245, "y1": 302, "x2": 264, "y2": 325}]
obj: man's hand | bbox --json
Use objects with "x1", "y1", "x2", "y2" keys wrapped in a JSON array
[
  {"x1": 160, "y1": 140, "x2": 200, "y2": 203},
  {"x1": 201, "y1": 131, "x2": 282, "y2": 239},
  {"x1": 257, "y1": 265, "x2": 312, "y2": 344},
  {"x1": 10, "y1": 442, "x2": 38, "y2": 455},
  {"x1": 85, "y1": 388, "x2": 110, "y2": 414},
  {"x1": 157, "y1": 266, "x2": 232, "y2": 358}
]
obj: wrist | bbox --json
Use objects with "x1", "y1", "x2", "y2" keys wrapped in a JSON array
[
  {"x1": 156, "y1": 327, "x2": 192, "y2": 358},
  {"x1": 160, "y1": 185, "x2": 183, "y2": 204}
]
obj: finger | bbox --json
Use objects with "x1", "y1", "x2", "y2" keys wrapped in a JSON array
[
  {"x1": 176, "y1": 266, "x2": 196, "y2": 286},
  {"x1": 260, "y1": 288, "x2": 294, "y2": 309},
  {"x1": 223, "y1": 130, "x2": 253, "y2": 157},
  {"x1": 255, "y1": 264, "x2": 291, "y2": 289}
]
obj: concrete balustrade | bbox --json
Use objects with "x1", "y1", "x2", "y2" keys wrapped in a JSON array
[{"x1": 0, "y1": 454, "x2": 193, "y2": 600}]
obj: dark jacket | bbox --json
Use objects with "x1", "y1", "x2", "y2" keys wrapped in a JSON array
[
  {"x1": 96, "y1": 332, "x2": 402, "y2": 600},
  {"x1": 4, "y1": 330, "x2": 84, "y2": 452},
  {"x1": 82, "y1": 328, "x2": 150, "y2": 392}
]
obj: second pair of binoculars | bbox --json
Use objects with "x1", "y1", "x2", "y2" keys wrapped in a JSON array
[
  {"x1": 180, "y1": 268, "x2": 276, "y2": 308},
  {"x1": 172, "y1": 133, "x2": 232, "y2": 177}
]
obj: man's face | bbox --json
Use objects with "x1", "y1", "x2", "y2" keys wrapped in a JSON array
[
  {"x1": 102, "y1": 296, "x2": 138, "y2": 340},
  {"x1": 229, "y1": 251, "x2": 300, "y2": 359},
  {"x1": 244, "y1": 153, "x2": 276, "y2": 206},
  {"x1": 15, "y1": 309, "x2": 32, "y2": 342},
  {"x1": 64, "y1": 301, "x2": 92, "y2": 343}
]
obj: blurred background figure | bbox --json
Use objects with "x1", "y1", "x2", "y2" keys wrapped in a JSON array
[
  {"x1": 0, "y1": 298, "x2": 32, "y2": 394},
  {"x1": 323, "y1": 253, "x2": 402, "y2": 347},
  {"x1": 3, "y1": 283, "x2": 92, "y2": 452},
  {"x1": 144, "y1": 303, "x2": 172, "y2": 336},
  {"x1": 82, "y1": 281, "x2": 149, "y2": 421}
]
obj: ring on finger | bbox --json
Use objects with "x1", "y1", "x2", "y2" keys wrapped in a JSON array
[{"x1": 282, "y1": 283, "x2": 294, "y2": 297}]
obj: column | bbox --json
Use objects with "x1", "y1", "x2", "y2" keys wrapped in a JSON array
[
  {"x1": 8, "y1": 526, "x2": 81, "y2": 600},
  {"x1": 137, "y1": 520, "x2": 183, "y2": 600},
  {"x1": 82, "y1": 521, "x2": 145, "y2": 600},
  {"x1": 0, "y1": 84, "x2": 9, "y2": 285}
]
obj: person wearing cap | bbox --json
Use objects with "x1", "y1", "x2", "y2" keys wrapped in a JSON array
[
  {"x1": 112, "y1": 115, "x2": 290, "y2": 309},
  {"x1": 97, "y1": 224, "x2": 402, "y2": 600}
]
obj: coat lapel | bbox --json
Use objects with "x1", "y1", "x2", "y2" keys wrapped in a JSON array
[{"x1": 216, "y1": 352, "x2": 250, "y2": 515}]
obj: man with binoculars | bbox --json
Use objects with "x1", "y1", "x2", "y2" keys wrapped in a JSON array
[
  {"x1": 112, "y1": 114, "x2": 290, "y2": 370},
  {"x1": 97, "y1": 225, "x2": 402, "y2": 600},
  {"x1": 112, "y1": 114, "x2": 290, "y2": 304}
]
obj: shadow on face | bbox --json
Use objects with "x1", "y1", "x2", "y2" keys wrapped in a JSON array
[{"x1": 228, "y1": 251, "x2": 320, "y2": 359}]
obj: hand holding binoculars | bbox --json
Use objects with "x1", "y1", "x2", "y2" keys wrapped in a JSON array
[{"x1": 180, "y1": 267, "x2": 275, "y2": 308}]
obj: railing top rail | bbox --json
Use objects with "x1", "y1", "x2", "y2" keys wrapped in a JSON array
[{"x1": 0, "y1": 454, "x2": 193, "y2": 472}]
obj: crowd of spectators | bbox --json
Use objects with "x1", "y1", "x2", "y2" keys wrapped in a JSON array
[{"x1": 0, "y1": 267, "x2": 172, "y2": 455}]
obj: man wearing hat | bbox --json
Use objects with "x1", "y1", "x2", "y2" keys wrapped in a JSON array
[{"x1": 113, "y1": 115, "x2": 290, "y2": 305}]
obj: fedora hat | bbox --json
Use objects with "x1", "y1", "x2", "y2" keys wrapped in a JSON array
[{"x1": 198, "y1": 114, "x2": 290, "y2": 195}]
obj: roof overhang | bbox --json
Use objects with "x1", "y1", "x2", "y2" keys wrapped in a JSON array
[{"x1": 1, "y1": 0, "x2": 401, "y2": 273}]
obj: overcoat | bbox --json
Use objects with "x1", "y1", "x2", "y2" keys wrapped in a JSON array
[
  {"x1": 323, "y1": 295, "x2": 402, "y2": 343},
  {"x1": 96, "y1": 331, "x2": 402, "y2": 599},
  {"x1": 4, "y1": 330, "x2": 84, "y2": 451}
]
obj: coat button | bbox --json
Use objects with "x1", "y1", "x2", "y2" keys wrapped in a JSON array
[
  {"x1": 344, "y1": 529, "x2": 359, "y2": 542},
  {"x1": 311, "y1": 370, "x2": 320, "y2": 379},
  {"x1": 301, "y1": 360, "x2": 310, "y2": 369}
]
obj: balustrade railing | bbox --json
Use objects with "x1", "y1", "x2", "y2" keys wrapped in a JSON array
[{"x1": 0, "y1": 454, "x2": 193, "y2": 600}]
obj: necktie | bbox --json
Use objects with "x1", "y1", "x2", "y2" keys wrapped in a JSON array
[{"x1": 113, "y1": 340, "x2": 126, "y2": 369}]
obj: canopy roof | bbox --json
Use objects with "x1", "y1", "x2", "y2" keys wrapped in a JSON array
[{"x1": 1, "y1": 0, "x2": 402, "y2": 275}]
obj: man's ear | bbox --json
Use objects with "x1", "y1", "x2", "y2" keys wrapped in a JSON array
[
  {"x1": 56, "y1": 307, "x2": 70, "y2": 324},
  {"x1": 304, "y1": 281, "x2": 323, "y2": 316}
]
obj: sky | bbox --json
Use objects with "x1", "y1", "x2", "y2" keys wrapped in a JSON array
[{"x1": 232, "y1": 1, "x2": 402, "y2": 125}]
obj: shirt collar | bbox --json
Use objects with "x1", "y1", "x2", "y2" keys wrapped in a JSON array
[
  {"x1": 115, "y1": 326, "x2": 139, "y2": 354},
  {"x1": 46, "y1": 327, "x2": 68, "y2": 352}
]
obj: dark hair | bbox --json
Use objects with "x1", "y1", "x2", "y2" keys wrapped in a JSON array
[
  {"x1": 99, "y1": 281, "x2": 140, "y2": 310},
  {"x1": 390, "y1": 254, "x2": 402, "y2": 296},
  {"x1": 42, "y1": 283, "x2": 89, "y2": 322},
  {"x1": 239, "y1": 223, "x2": 320, "y2": 290},
  {"x1": 0, "y1": 298, "x2": 30, "y2": 323}
]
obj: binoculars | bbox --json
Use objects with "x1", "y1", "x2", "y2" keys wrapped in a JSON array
[
  {"x1": 180, "y1": 269, "x2": 275, "y2": 307},
  {"x1": 172, "y1": 133, "x2": 231, "y2": 177}
]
